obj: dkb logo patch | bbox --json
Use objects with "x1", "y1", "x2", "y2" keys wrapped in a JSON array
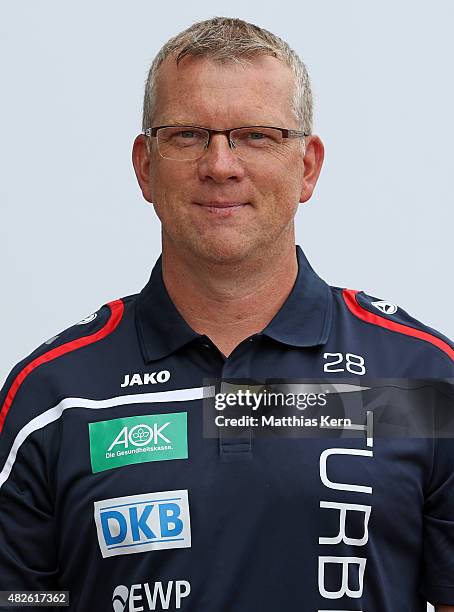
[{"x1": 94, "y1": 490, "x2": 191, "y2": 558}]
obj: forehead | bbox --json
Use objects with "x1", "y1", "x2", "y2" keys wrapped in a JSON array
[{"x1": 152, "y1": 54, "x2": 296, "y2": 126}]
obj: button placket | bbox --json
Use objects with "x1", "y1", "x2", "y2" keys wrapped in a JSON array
[{"x1": 218, "y1": 341, "x2": 255, "y2": 462}]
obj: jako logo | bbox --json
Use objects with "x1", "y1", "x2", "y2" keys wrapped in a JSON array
[
  {"x1": 76, "y1": 313, "x2": 97, "y2": 325},
  {"x1": 371, "y1": 300, "x2": 398, "y2": 315},
  {"x1": 121, "y1": 371, "x2": 171, "y2": 387},
  {"x1": 94, "y1": 490, "x2": 191, "y2": 558},
  {"x1": 107, "y1": 423, "x2": 170, "y2": 452},
  {"x1": 112, "y1": 581, "x2": 191, "y2": 611}
]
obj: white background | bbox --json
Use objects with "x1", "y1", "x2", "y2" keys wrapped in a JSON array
[
  {"x1": 1, "y1": 1, "x2": 453, "y2": 386},
  {"x1": 1, "y1": 2, "x2": 453, "y2": 608}
]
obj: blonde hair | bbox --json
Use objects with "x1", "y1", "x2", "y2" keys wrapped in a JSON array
[{"x1": 142, "y1": 16, "x2": 313, "y2": 134}]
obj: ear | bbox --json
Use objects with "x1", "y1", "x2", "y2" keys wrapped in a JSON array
[
  {"x1": 132, "y1": 134, "x2": 154, "y2": 203},
  {"x1": 299, "y1": 135, "x2": 325, "y2": 203}
]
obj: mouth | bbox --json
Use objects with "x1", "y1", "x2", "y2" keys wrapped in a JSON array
[{"x1": 193, "y1": 201, "x2": 250, "y2": 214}]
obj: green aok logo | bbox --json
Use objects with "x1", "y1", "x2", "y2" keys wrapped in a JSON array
[
  {"x1": 89, "y1": 412, "x2": 187, "y2": 473},
  {"x1": 108, "y1": 422, "x2": 170, "y2": 451}
]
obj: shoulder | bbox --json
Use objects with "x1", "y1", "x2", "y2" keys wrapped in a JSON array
[
  {"x1": 331, "y1": 286, "x2": 454, "y2": 373},
  {"x1": 0, "y1": 295, "x2": 135, "y2": 434}
]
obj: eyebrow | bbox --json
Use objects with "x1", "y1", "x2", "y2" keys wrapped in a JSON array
[
  {"x1": 152, "y1": 121, "x2": 288, "y2": 128},
  {"x1": 154, "y1": 120, "x2": 199, "y2": 126}
]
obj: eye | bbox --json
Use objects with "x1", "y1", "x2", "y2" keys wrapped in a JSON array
[
  {"x1": 159, "y1": 127, "x2": 207, "y2": 149},
  {"x1": 232, "y1": 127, "x2": 282, "y2": 147},
  {"x1": 179, "y1": 130, "x2": 196, "y2": 138}
]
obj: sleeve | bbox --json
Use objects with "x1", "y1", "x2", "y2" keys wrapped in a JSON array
[
  {"x1": 0, "y1": 301, "x2": 114, "y2": 608},
  {"x1": 420, "y1": 402, "x2": 454, "y2": 606},
  {"x1": 0, "y1": 365, "x2": 59, "y2": 598}
]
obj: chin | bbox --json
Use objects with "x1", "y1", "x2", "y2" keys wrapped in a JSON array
[{"x1": 189, "y1": 235, "x2": 254, "y2": 265}]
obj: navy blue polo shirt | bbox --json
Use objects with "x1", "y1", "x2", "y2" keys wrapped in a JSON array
[{"x1": 0, "y1": 244, "x2": 453, "y2": 611}]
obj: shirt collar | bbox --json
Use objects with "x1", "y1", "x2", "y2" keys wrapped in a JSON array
[{"x1": 136, "y1": 244, "x2": 333, "y2": 362}]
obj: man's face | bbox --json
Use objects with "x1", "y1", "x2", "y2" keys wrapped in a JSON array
[{"x1": 133, "y1": 54, "x2": 323, "y2": 264}]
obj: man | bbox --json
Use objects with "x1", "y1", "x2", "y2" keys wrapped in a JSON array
[{"x1": 0, "y1": 16, "x2": 453, "y2": 612}]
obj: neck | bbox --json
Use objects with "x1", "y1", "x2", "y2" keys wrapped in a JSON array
[{"x1": 160, "y1": 238, "x2": 299, "y2": 357}]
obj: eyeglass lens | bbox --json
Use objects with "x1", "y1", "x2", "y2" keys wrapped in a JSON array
[{"x1": 156, "y1": 126, "x2": 285, "y2": 161}]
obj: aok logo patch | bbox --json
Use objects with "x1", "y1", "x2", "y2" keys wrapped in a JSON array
[
  {"x1": 94, "y1": 489, "x2": 191, "y2": 558},
  {"x1": 89, "y1": 413, "x2": 187, "y2": 473}
]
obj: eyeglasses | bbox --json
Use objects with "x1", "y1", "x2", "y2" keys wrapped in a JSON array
[{"x1": 144, "y1": 125, "x2": 308, "y2": 161}]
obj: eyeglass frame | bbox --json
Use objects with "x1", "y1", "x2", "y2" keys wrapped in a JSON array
[{"x1": 143, "y1": 125, "x2": 309, "y2": 158}]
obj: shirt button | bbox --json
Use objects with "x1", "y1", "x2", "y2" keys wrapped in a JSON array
[{"x1": 202, "y1": 342, "x2": 211, "y2": 349}]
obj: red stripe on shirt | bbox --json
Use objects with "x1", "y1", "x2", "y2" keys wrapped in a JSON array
[
  {"x1": 342, "y1": 289, "x2": 454, "y2": 361},
  {"x1": 0, "y1": 299, "x2": 124, "y2": 433}
]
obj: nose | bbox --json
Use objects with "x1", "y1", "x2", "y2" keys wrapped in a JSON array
[{"x1": 197, "y1": 133, "x2": 246, "y2": 183}]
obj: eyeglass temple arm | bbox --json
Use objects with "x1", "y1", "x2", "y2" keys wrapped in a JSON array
[{"x1": 286, "y1": 129, "x2": 309, "y2": 138}]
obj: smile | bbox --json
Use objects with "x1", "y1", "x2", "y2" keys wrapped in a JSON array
[{"x1": 194, "y1": 202, "x2": 249, "y2": 214}]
